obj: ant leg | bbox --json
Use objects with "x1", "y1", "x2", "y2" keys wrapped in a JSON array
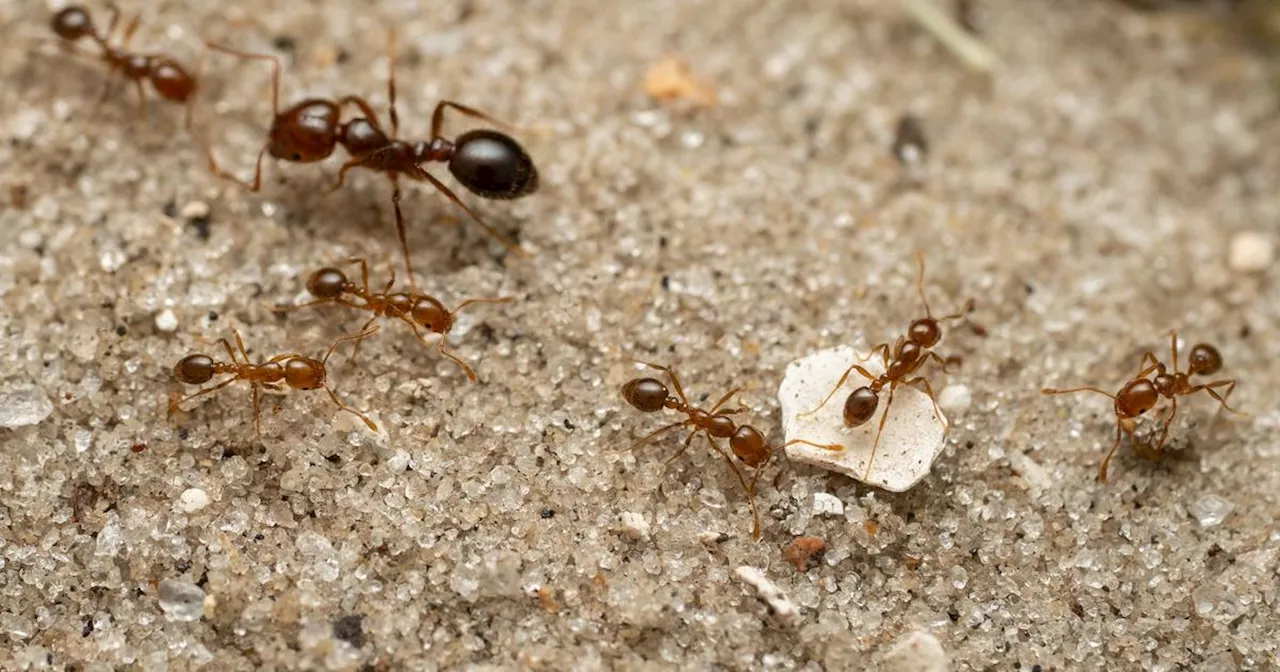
[
  {"x1": 251, "y1": 382, "x2": 263, "y2": 438},
  {"x1": 323, "y1": 385, "x2": 378, "y2": 432},
  {"x1": 924, "y1": 351, "x2": 955, "y2": 373},
  {"x1": 914, "y1": 251, "x2": 933, "y2": 318},
  {"x1": 170, "y1": 375, "x2": 239, "y2": 413},
  {"x1": 272, "y1": 297, "x2": 335, "y2": 314},
  {"x1": 85, "y1": 70, "x2": 123, "y2": 124},
  {"x1": 430, "y1": 100, "x2": 516, "y2": 139},
  {"x1": 705, "y1": 436, "x2": 762, "y2": 541},
  {"x1": 664, "y1": 427, "x2": 702, "y2": 466},
  {"x1": 99, "y1": 4, "x2": 122, "y2": 45},
  {"x1": 863, "y1": 383, "x2": 898, "y2": 480},
  {"x1": 201, "y1": 43, "x2": 281, "y2": 192},
  {"x1": 708, "y1": 387, "x2": 742, "y2": 414},
  {"x1": 321, "y1": 325, "x2": 382, "y2": 367},
  {"x1": 1133, "y1": 351, "x2": 1161, "y2": 379},
  {"x1": 1148, "y1": 396, "x2": 1179, "y2": 458},
  {"x1": 120, "y1": 14, "x2": 140, "y2": 48},
  {"x1": 390, "y1": 178, "x2": 423, "y2": 291},
  {"x1": 325, "y1": 158, "x2": 365, "y2": 194},
  {"x1": 776, "y1": 439, "x2": 844, "y2": 452},
  {"x1": 336, "y1": 95, "x2": 382, "y2": 129},
  {"x1": 213, "y1": 337, "x2": 240, "y2": 365},
  {"x1": 1098, "y1": 422, "x2": 1124, "y2": 483},
  {"x1": 799, "y1": 364, "x2": 878, "y2": 418},
  {"x1": 131, "y1": 79, "x2": 151, "y2": 129},
  {"x1": 232, "y1": 328, "x2": 252, "y2": 363},
  {"x1": 204, "y1": 42, "x2": 281, "y2": 113},
  {"x1": 385, "y1": 30, "x2": 399, "y2": 138},
  {"x1": 625, "y1": 420, "x2": 688, "y2": 452},
  {"x1": 857, "y1": 343, "x2": 891, "y2": 364},
  {"x1": 902, "y1": 375, "x2": 945, "y2": 430},
  {"x1": 1040, "y1": 385, "x2": 1116, "y2": 399},
  {"x1": 1168, "y1": 330, "x2": 1179, "y2": 373},
  {"x1": 408, "y1": 167, "x2": 529, "y2": 256},
  {"x1": 346, "y1": 314, "x2": 382, "y2": 367},
  {"x1": 342, "y1": 257, "x2": 375, "y2": 295},
  {"x1": 1196, "y1": 379, "x2": 1243, "y2": 415}
]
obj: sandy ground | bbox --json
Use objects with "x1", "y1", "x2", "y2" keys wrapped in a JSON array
[{"x1": 1, "y1": 0, "x2": 1278, "y2": 670}]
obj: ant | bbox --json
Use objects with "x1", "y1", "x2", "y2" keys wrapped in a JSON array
[
  {"x1": 620, "y1": 360, "x2": 840, "y2": 540},
  {"x1": 49, "y1": 5, "x2": 200, "y2": 128},
  {"x1": 276, "y1": 258, "x2": 509, "y2": 383},
  {"x1": 171, "y1": 326, "x2": 379, "y2": 437},
  {"x1": 1041, "y1": 331, "x2": 1241, "y2": 482},
  {"x1": 800, "y1": 253, "x2": 973, "y2": 480},
  {"x1": 201, "y1": 32, "x2": 537, "y2": 289}
]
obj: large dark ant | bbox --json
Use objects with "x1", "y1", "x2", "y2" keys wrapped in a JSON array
[
  {"x1": 801, "y1": 253, "x2": 972, "y2": 479},
  {"x1": 276, "y1": 258, "x2": 509, "y2": 382},
  {"x1": 171, "y1": 326, "x2": 379, "y2": 436},
  {"x1": 50, "y1": 5, "x2": 200, "y2": 127},
  {"x1": 620, "y1": 360, "x2": 839, "y2": 540},
  {"x1": 200, "y1": 32, "x2": 537, "y2": 288},
  {"x1": 1042, "y1": 332, "x2": 1241, "y2": 482}
]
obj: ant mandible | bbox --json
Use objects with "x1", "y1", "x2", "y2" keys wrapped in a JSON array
[
  {"x1": 1041, "y1": 331, "x2": 1241, "y2": 482},
  {"x1": 171, "y1": 326, "x2": 379, "y2": 436},
  {"x1": 276, "y1": 258, "x2": 510, "y2": 383},
  {"x1": 620, "y1": 360, "x2": 839, "y2": 540},
  {"x1": 801, "y1": 253, "x2": 973, "y2": 480},
  {"x1": 200, "y1": 32, "x2": 537, "y2": 288},
  {"x1": 50, "y1": 5, "x2": 200, "y2": 127}
]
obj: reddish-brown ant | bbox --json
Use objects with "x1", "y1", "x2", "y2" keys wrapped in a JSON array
[
  {"x1": 200, "y1": 32, "x2": 537, "y2": 288},
  {"x1": 49, "y1": 5, "x2": 200, "y2": 127},
  {"x1": 620, "y1": 360, "x2": 840, "y2": 540},
  {"x1": 1042, "y1": 331, "x2": 1241, "y2": 482},
  {"x1": 171, "y1": 326, "x2": 379, "y2": 436},
  {"x1": 801, "y1": 253, "x2": 973, "y2": 479},
  {"x1": 275, "y1": 258, "x2": 509, "y2": 382}
]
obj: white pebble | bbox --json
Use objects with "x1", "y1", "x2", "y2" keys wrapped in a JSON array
[
  {"x1": 177, "y1": 488, "x2": 211, "y2": 513},
  {"x1": 734, "y1": 566, "x2": 800, "y2": 626},
  {"x1": 158, "y1": 580, "x2": 206, "y2": 622},
  {"x1": 1189, "y1": 494, "x2": 1234, "y2": 528},
  {"x1": 155, "y1": 309, "x2": 179, "y2": 332},
  {"x1": 18, "y1": 230, "x2": 43, "y2": 250},
  {"x1": 778, "y1": 346, "x2": 948, "y2": 492},
  {"x1": 937, "y1": 384, "x2": 972, "y2": 412},
  {"x1": 812, "y1": 492, "x2": 845, "y2": 518},
  {"x1": 1228, "y1": 231, "x2": 1274, "y2": 272},
  {"x1": 1008, "y1": 451, "x2": 1054, "y2": 494},
  {"x1": 0, "y1": 384, "x2": 55, "y2": 429},
  {"x1": 181, "y1": 201, "x2": 211, "y2": 219},
  {"x1": 882, "y1": 630, "x2": 950, "y2": 672},
  {"x1": 617, "y1": 511, "x2": 651, "y2": 540}
]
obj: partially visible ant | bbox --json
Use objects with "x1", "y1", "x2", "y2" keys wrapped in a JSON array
[
  {"x1": 201, "y1": 31, "x2": 537, "y2": 288},
  {"x1": 1042, "y1": 331, "x2": 1241, "y2": 482},
  {"x1": 801, "y1": 253, "x2": 973, "y2": 480},
  {"x1": 275, "y1": 258, "x2": 509, "y2": 382},
  {"x1": 620, "y1": 360, "x2": 840, "y2": 540},
  {"x1": 49, "y1": 5, "x2": 200, "y2": 127},
  {"x1": 171, "y1": 326, "x2": 379, "y2": 436}
]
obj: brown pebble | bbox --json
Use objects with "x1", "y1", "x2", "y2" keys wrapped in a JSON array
[
  {"x1": 864, "y1": 519, "x2": 880, "y2": 537},
  {"x1": 644, "y1": 56, "x2": 717, "y2": 107},
  {"x1": 783, "y1": 536, "x2": 827, "y2": 571}
]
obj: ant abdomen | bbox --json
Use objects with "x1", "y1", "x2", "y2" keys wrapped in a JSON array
[
  {"x1": 270, "y1": 100, "x2": 341, "y2": 162},
  {"x1": 622, "y1": 378, "x2": 669, "y2": 413},
  {"x1": 174, "y1": 354, "x2": 215, "y2": 384},
  {"x1": 843, "y1": 386, "x2": 880, "y2": 426},
  {"x1": 448, "y1": 130, "x2": 538, "y2": 200}
]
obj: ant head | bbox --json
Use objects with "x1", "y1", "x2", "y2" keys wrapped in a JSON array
[
  {"x1": 411, "y1": 298, "x2": 452, "y2": 334},
  {"x1": 52, "y1": 6, "x2": 94, "y2": 41},
  {"x1": 1188, "y1": 343, "x2": 1223, "y2": 376},
  {"x1": 174, "y1": 354, "x2": 215, "y2": 384},
  {"x1": 907, "y1": 317, "x2": 942, "y2": 347},
  {"x1": 1117, "y1": 379, "x2": 1159, "y2": 418},
  {"x1": 843, "y1": 386, "x2": 880, "y2": 427},
  {"x1": 283, "y1": 358, "x2": 325, "y2": 390},
  {"x1": 729, "y1": 425, "x2": 769, "y2": 467},
  {"x1": 306, "y1": 267, "x2": 349, "y2": 299},
  {"x1": 449, "y1": 130, "x2": 538, "y2": 200},
  {"x1": 269, "y1": 100, "x2": 340, "y2": 163},
  {"x1": 148, "y1": 58, "x2": 197, "y2": 103},
  {"x1": 621, "y1": 377, "x2": 668, "y2": 413},
  {"x1": 339, "y1": 118, "x2": 389, "y2": 157}
]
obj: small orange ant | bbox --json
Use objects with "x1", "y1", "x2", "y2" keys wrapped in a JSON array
[
  {"x1": 201, "y1": 32, "x2": 536, "y2": 287},
  {"x1": 50, "y1": 5, "x2": 200, "y2": 127},
  {"x1": 171, "y1": 326, "x2": 379, "y2": 436},
  {"x1": 801, "y1": 253, "x2": 972, "y2": 479},
  {"x1": 620, "y1": 360, "x2": 840, "y2": 540},
  {"x1": 276, "y1": 258, "x2": 509, "y2": 382},
  {"x1": 1042, "y1": 331, "x2": 1241, "y2": 482}
]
